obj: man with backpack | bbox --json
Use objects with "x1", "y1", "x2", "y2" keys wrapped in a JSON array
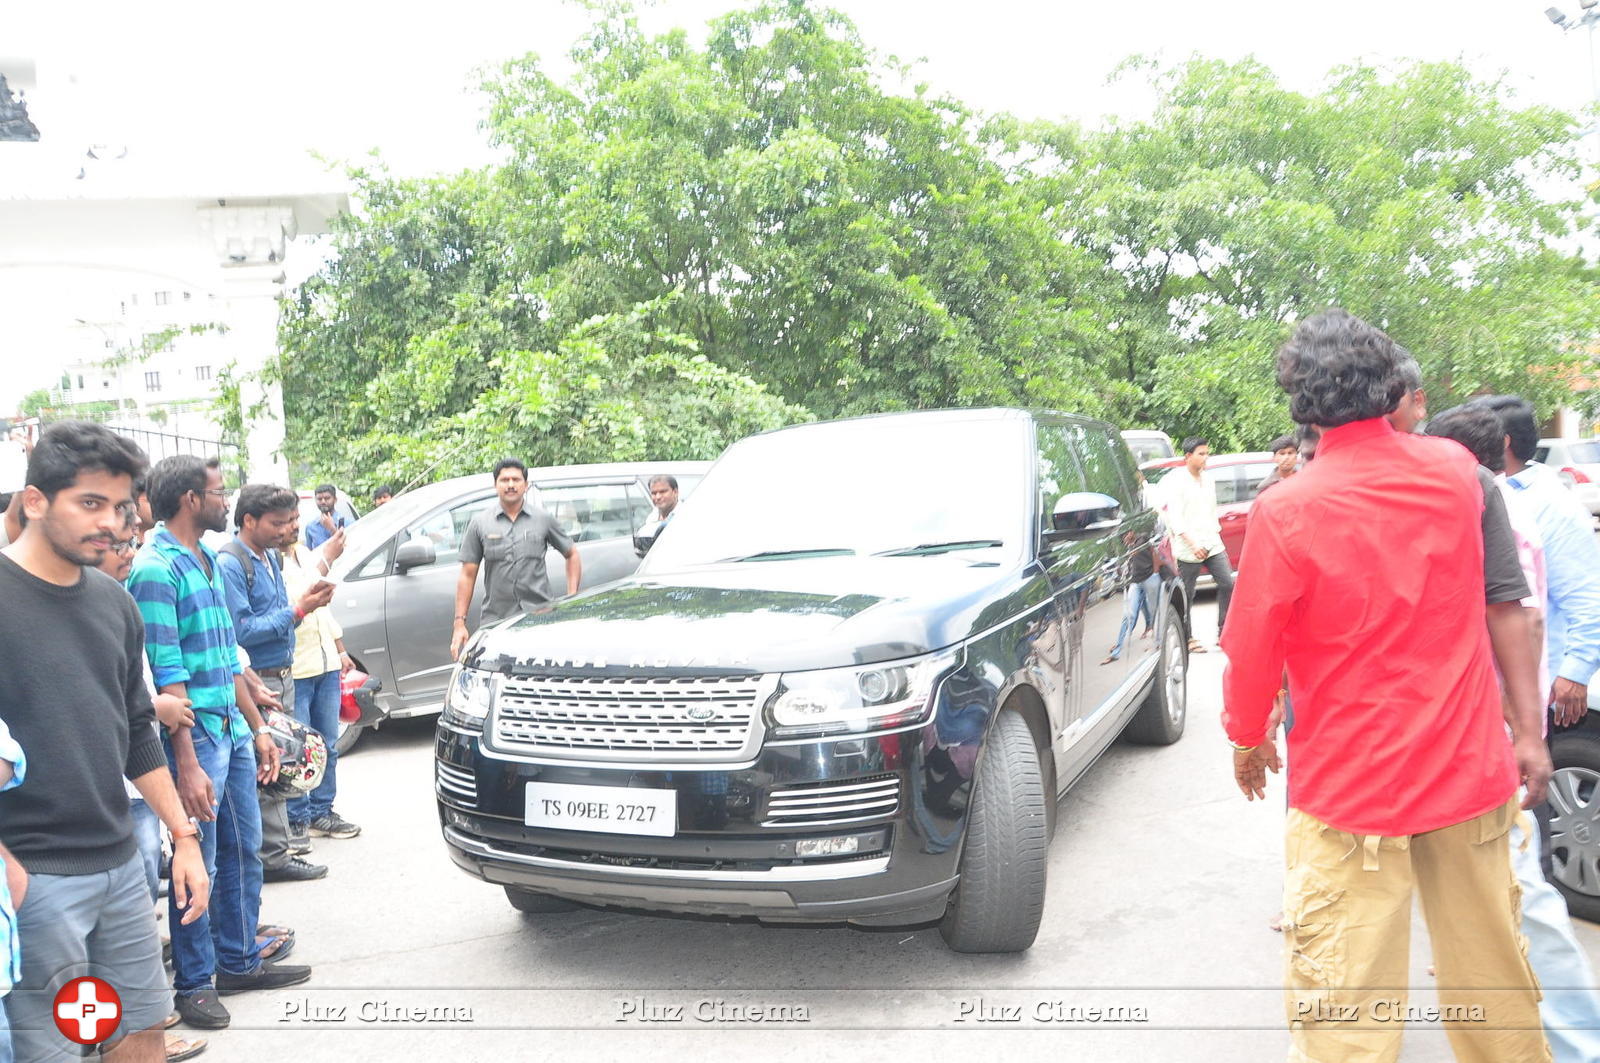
[{"x1": 217, "y1": 484, "x2": 332, "y2": 883}]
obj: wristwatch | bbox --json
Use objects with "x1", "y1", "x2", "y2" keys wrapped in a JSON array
[{"x1": 254, "y1": 725, "x2": 274, "y2": 737}]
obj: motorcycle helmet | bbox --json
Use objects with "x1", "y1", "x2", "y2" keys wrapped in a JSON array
[{"x1": 258, "y1": 708, "x2": 328, "y2": 797}]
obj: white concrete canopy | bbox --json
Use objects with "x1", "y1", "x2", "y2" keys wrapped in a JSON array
[{"x1": 0, "y1": 184, "x2": 349, "y2": 482}]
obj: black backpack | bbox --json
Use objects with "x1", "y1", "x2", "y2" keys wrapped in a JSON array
[{"x1": 217, "y1": 540, "x2": 278, "y2": 594}]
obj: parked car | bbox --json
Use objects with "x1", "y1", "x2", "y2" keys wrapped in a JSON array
[
  {"x1": 1142, "y1": 451, "x2": 1279, "y2": 570},
  {"x1": 1121, "y1": 429, "x2": 1175, "y2": 466},
  {"x1": 324, "y1": 461, "x2": 710, "y2": 752},
  {"x1": 1546, "y1": 692, "x2": 1600, "y2": 922},
  {"x1": 436, "y1": 409, "x2": 1191, "y2": 954},
  {"x1": 1534, "y1": 439, "x2": 1600, "y2": 516}
]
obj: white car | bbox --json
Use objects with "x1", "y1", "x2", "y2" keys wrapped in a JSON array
[
  {"x1": 1535, "y1": 439, "x2": 1600, "y2": 516},
  {"x1": 1121, "y1": 429, "x2": 1175, "y2": 466}
]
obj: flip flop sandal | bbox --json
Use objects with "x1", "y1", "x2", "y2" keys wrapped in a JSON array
[
  {"x1": 256, "y1": 934, "x2": 296, "y2": 964},
  {"x1": 163, "y1": 1012, "x2": 182, "y2": 1030},
  {"x1": 1187, "y1": 638, "x2": 1208, "y2": 653},
  {"x1": 165, "y1": 1034, "x2": 208, "y2": 1062},
  {"x1": 256, "y1": 924, "x2": 294, "y2": 940}
]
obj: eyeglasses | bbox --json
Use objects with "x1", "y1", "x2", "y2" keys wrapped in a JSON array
[
  {"x1": 192, "y1": 488, "x2": 228, "y2": 499},
  {"x1": 111, "y1": 539, "x2": 138, "y2": 554}
]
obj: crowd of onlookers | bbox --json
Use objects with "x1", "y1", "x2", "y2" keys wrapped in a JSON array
[{"x1": 0, "y1": 425, "x2": 364, "y2": 1062}]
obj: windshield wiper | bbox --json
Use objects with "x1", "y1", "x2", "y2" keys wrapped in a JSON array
[
  {"x1": 719, "y1": 548, "x2": 858, "y2": 563},
  {"x1": 872, "y1": 539, "x2": 1004, "y2": 557}
]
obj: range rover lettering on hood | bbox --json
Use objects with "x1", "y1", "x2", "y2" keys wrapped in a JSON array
[{"x1": 511, "y1": 652, "x2": 755, "y2": 670}]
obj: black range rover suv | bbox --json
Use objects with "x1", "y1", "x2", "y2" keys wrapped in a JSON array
[{"x1": 436, "y1": 408, "x2": 1190, "y2": 953}]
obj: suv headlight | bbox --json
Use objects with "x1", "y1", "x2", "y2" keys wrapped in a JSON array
[
  {"x1": 442, "y1": 665, "x2": 497, "y2": 729},
  {"x1": 766, "y1": 648, "x2": 961, "y2": 738}
]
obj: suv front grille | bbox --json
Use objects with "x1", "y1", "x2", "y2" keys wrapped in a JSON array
[
  {"x1": 763, "y1": 774, "x2": 900, "y2": 827},
  {"x1": 492, "y1": 674, "x2": 768, "y2": 763}
]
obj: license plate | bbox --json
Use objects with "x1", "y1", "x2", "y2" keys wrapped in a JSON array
[{"x1": 524, "y1": 782, "x2": 677, "y2": 837}]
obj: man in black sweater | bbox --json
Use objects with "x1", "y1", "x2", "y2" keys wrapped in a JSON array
[{"x1": 0, "y1": 422, "x2": 208, "y2": 1063}]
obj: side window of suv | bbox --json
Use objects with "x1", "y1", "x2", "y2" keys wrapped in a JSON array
[
  {"x1": 537, "y1": 482, "x2": 641, "y2": 543},
  {"x1": 1062, "y1": 423, "x2": 1134, "y2": 513},
  {"x1": 1036, "y1": 424, "x2": 1089, "y2": 537}
]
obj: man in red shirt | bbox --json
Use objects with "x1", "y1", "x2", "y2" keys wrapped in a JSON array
[{"x1": 1222, "y1": 309, "x2": 1552, "y2": 1063}]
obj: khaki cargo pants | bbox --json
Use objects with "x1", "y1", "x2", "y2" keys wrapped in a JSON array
[{"x1": 1282, "y1": 798, "x2": 1550, "y2": 1063}]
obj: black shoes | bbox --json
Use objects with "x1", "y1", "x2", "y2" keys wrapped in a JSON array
[
  {"x1": 216, "y1": 963, "x2": 313, "y2": 995},
  {"x1": 262, "y1": 856, "x2": 327, "y2": 883},
  {"x1": 308, "y1": 812, "x2": 361, "y2": 839},
  {"x1": 174, "y1": 990, "x2": 231, "y2": 1029}
]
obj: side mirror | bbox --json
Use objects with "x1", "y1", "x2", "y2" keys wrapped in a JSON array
[
  {"x1": 633, "y1": 517, "x2": 666, "y2": 558},
  {"x1": 394, "y1": 537, "x2": 436, "y2": 573},
  {"x1": 1044, "y1": 492, "x2": 1122, "y2": 544}
]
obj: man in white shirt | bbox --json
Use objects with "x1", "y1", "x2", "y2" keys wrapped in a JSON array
[{"x1": 1160, "y1": 436, "x2": 1234, "y2": 651}]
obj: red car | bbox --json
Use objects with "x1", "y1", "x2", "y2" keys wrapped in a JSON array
[{"x1": 1141, "y1": 451, "x2": 1283, "y2": 571}]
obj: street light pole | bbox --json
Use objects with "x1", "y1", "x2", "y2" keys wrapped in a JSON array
[{"x1": 1547, "y1": 3, "x2": 1600, "y2": 164}]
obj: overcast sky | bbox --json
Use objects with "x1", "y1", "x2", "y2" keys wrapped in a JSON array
[{"x1": 2, "y1": 0, "x2": 1596, "y2": 411}]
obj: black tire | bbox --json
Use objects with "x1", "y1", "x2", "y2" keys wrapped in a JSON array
[
  {"x1": 938, "y1": 711, "x2": 1048, "y2": 953},
  {"x1": 1122, "y1": 603, "x2": 1187, "y2": 746},
  {"x1": 1545, "y1": 730, "x2": 1600, "y2": 923},
  {"x1": 504, "y1": 886, "x2": 581, "y2": 914},
  {"x1": 334, "y1": 719, "x2": 365, "y2": 756}
]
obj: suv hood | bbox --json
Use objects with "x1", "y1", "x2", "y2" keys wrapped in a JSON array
[{"x1": 470, "y1": 555, "x2": 1026, "y2": 674}]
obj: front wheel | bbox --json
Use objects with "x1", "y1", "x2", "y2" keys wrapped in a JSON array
[
  {"x1": 334, "y1": 718, "x2": 365, "y2": 755},
  {"x1": 1122, "y1": 603, "x2": 1187, "y2": 745},
  {"x1": 938, "y1": 711, "x2": 1048, "y2": 953}
]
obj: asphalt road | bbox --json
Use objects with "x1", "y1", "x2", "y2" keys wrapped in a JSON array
[{"x1": 182, "y1": 601, "x2": 1600, "y2": 1061}]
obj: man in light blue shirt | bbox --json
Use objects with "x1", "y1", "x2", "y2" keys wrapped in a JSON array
[
  {"x1": 1478, "y1": 394, "x2": 1600, "y2": 1063},
  {"x1": 0, "y1": 719, "x2": 26, "y2": 1063},
  {"x1": 1480, "y1": 397, "x2": 1600, "y2": 726}
]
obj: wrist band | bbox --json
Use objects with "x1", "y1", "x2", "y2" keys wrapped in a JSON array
[{"x1": 1231, "y1": 741, "x2": 1259, "y2": 753}]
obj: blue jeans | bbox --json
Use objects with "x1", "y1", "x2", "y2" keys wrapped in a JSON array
[
  {"x1": 290, "y1": 670, "x2": 341, "y2": 823},
  {"x1": 129, "y1": 797, "x2": 162, "y2": 903},
  {"x1": 1512, "y1": 811, "x2": 1600, "y2": 1063},
  {"x1": 165, "y1": 725, "x2": 265, "y2": 993},
  {"x1": 1108, "y1": 573, "x2": 1161, "y2": 661}
]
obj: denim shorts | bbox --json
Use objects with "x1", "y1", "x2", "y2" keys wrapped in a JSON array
[{"x1": 2, "y1": 853, "x2": 170, "y2": 1061}]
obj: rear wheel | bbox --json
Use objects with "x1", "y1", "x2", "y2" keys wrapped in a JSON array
[
  {"x1": 938, "y1": 711, "x2": 1048, "y2": 953},
  {"x1": 1122, "y1": 604, "x2": 1187, "y2": 745},
  {"x1": 504, "y1": 886, "x2": 581, "y2": 914}
]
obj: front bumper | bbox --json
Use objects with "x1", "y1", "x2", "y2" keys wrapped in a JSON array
[{"x1": 435, "y1": 721, "x2": 968, "y2": 926}]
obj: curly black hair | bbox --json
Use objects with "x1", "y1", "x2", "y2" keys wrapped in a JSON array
[
  {"x1": 1275, "y1": 309, "x2": 1409, "y2": 427},
  {"x1": 1426, "y1": 404, "x2": 1506, "y2": 473}
]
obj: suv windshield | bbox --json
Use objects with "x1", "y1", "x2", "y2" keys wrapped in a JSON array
[{"x1": 641, "y1": 416, "x2": 1030, "y2": 571}]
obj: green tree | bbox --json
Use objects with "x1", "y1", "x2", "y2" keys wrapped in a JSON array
[
  {"x1": 280, "y1": 1, "x2": 1121, "y2": 489},
  {"x1": 282, "y1": 3, "x2": 1600, "y2": 480},
  {"x1": 1048, "y1": 57, "x2": 1600, "y2": 449}
]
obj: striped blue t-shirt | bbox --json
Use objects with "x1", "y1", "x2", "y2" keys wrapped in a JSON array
[{"x1": 127, "y1": 525, "x2": 247, "y2": 742}]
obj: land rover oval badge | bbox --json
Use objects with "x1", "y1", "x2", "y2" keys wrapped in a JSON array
[{"x1": 687, "y1": 706, "x2": 716, "y2": 721}]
